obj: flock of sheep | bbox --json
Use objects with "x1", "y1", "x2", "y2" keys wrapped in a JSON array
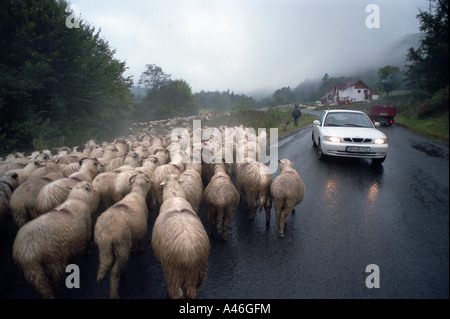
[{"x1": 0, "y1": 121, "x2": 306, "y2": 299}]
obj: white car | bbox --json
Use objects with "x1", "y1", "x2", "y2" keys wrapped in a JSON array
[{"x1": 312, "y1": 109, "x2": 388, "y2": 165}]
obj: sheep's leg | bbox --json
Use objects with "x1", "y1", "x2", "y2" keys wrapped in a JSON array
[
  {"x1": 24, "y1": 265, "x2": 56, "y2": 299},
  {"x1": 216, "y1": 207, "x2": 224, "y2": 235},
  {"x1": 166, "y1": 270, "x2": 184, "y2": 299},
  {"x1": 207, "y1": 208, "x2": 217, "y2": 238},
  {"x1": 273, "y1": 198, "x2": 284, "y2": 229},
  {"x1": 264, "y1": 199, "x2": 272, "y2": 227},
  {"x1": 278, "y1": 201, "x2": 295, "y2": 238},
  {"x1": 222, "y1": 207, "x2": 233, "y2": 241},
  {"x1": 109, "y1": 242, "x2": 130, "y2": 299},
  {"x1": 246, "y1": 192, "x2": 258, "y2": 220}
]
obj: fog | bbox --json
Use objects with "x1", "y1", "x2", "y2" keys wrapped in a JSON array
[{"x1": 74, "y1": 0, "x2": 429, "y2": 95}]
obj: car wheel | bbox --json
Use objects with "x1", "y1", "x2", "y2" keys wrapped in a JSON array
[
  {"x1": 371, "y1": 156, "x2": 386, "y2": 165},
  {"x1": 312, "y1": 132, "x2": 317, "y2": 147},
  {"x1": 317, "y1": 140, "x2": 326, "y2": 161}
]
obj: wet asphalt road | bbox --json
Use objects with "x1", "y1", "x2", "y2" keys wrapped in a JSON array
[{"x1": 1, "y1": 123, "x2": 448, "y2": 299}]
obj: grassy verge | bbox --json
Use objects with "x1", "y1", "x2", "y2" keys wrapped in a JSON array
[
  {"x1": 395, "y1": 112, "x2": 449, "y2": 144},
  {"x1": 201, "y1": 107, "x2": 316, "y2": 139}
]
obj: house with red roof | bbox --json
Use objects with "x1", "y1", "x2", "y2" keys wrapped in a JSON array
[{"x1": 321, "y1": 80, "x2": 380, "y2": 105}]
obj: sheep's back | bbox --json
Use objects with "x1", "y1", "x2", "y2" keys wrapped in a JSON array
[
  {"x1": 152, "y1": 208, "x2": 209, "y2": 266},
  {"x1": 271, "y1": 170, "x2": 305, "y2": 204}
]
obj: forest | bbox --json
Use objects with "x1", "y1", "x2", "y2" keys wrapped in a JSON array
[{"x1": 0, "y1": 0, "x2": 448, "y2": 155}]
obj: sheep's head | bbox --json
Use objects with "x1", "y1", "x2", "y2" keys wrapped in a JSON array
[{"x1": 278, "y1": 159, "x2": 294, "y2": 172}]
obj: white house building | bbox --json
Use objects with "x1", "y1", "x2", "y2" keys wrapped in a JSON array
[{"x1": 321, "y1": 80, "x2": 380, "y2": 105}]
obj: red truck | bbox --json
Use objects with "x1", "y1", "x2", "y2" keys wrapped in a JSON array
[{"x1": 368, "y1": 104, "x2": 397, "y2": 126}]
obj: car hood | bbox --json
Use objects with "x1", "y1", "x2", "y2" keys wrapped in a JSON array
[{"x1": 322, "y1": 127, "x2": 387, "y2": 139}]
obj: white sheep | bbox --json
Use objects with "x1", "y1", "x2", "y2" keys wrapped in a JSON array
[
  {"x1": 152, "y1": 174, "x2": 210, "y2": 299},
  {"x1": 12, "y1": 181, "x2": 96, "y2": 298},
  {"x1": 203, "y1": 162, "x2": 240, "y2": 241},
  {"x1": 35, "y1": 158, "x2": 98, "y2": 217},
  {"x1": 149, "y1": 152, "x2": 185, "y2": 211},
  {"x1": 235, "y1": 158, "x2": 273, "y2": 223},
  {"x1": 270, "y1": 159, "x2": 306, "y2": 238},
  {"x1": 9, "y1": 160, "x2": 63, "y2": 228},
  {"x1": 11, "y1": 152, "x2": 50, "y2": 185},
  {"x1": 95, "y1": 173, "x2": 151, "y2": 299},
  {"x1": 179, "y1": 162, "x2": 203, "y2": 213}
]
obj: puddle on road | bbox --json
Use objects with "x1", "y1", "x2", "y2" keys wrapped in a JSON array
[{"x1": 410, "y1": 142, "x2": 448, "y2": 159}]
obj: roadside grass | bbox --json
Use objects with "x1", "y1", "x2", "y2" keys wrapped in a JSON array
[
  {"x1": 201, "y1": 107, "x2": 316, "y2": 138},
  {"x1": 395, "y1": 112, "x2": 449, "y2": 144}
]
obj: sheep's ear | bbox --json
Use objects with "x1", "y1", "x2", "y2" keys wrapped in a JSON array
[
  {"x1": 178, "y1": 177, "x2": 184, "y2": 184},
  {"x1": 129, "y1": 174, "x2": 137, "y2": 185},
  {"x1": 160, "y1": 180, "x2": 166, "y2": 186},
  {"x1": 278, "y1": 159, "x2": 281, "y2": 163}
]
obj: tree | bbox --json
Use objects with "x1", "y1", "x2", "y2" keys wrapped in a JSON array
[
  {"x1": 0, "y1": 0, "x2": 134, "y2": 154},
  {"x1": 320, "y1": 73, "x2": 330, "y2": 91},
  {"x1": 138, "y1": 64, "x2": 172, "y2": 93},
  {"x1": 377, "y1": 65, "x2": 403, "y2": 95},
  {"x1": 405, "y1": 0, "x2": 449, "y2": 94},
  {"x1": 138, "y1": 80, "x2": 197, "y2": 120}
]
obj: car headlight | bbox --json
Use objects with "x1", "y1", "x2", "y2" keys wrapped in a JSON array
[
  {"x1": 374, "y1": 137, "x2": 387, "y2": 144},
  {"x1": 324, "y1": 136, "x2": 341, "y2": 143}
]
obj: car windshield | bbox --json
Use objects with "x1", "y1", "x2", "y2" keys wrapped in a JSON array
[{"x1": 324, "y1": 112, "x2": 373, "y2": 128}]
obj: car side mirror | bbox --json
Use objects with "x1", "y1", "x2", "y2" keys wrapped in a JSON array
[{"x1": 313, "y1": 120, "x2": 321, "y2": 126}]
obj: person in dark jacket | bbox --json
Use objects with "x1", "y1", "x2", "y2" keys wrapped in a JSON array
[{"x1": 291, "y1": 104, "x2": 301, "y2": 127}]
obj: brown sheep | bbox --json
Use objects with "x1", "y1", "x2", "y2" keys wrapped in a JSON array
[
  {"x1": 35, "y1": 158, "x2": 98, "y2": 217},
  {"x1": 12, "y1": 182, "x2": 96, "y2": 298},
  {"x1": 95, "y1": 173, "x2": 151, "y2": 299},
  {"x1": 91, "y1": 165, "x2": 135, "y2": 210},
  {"x1": 270, "y1": 159, "x2": 306, "y2": 238},
  {"x1": 235, "y1": 158, "x2": 272, "y2": 223},
  {"x1": 0, "y1": 172, "x2": 19, "y2": 228},
  {"x1": 179, "y1": 162, "x2": 203, "y2": 213},
  {"x1": 203, "y1": 162, "x2": 239, "y2": 241},
  {"x1": 149, "y1": 152, "x2": 185, "y2": 211},
  {"x1": 152, "y1": 174, "x2": 210, "y2": 299},
  {"x1": 9, "y1": 160, "x2": 63, "y2": 228},
  {"x1": 12, "y1": 152, "x2": 49, "y2": 185}
]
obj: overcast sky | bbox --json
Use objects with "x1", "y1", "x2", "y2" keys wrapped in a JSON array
[{"x1": 73, "y1": 0, "x2": 429, "y2": 95}]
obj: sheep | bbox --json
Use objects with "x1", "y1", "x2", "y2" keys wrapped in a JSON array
[
  {"x1": 61, "y1": 161, "x2": 81, "y2": 177},
  {"x1": 179, "y1": 163, "x2": 203, "y2": 213},
  {"x1": 270, "y1": 159, "x2": 306, "y2": 238},
  {"x1": 96, "y1": 146, "x2": 119, "y2": 173},
  {"x1": 0, "y1": 172, "x2": 19, "y2": 228},
  {"x1": 152, "y1": 174, "x2": 210, "y2": 299},
  {"x1": 149, "y1": 152, "x2": 185, "y2": 211},
  {"x1": 0, "y1": 161, "x2": 26, "y2": 174},
  {"x1": 9, "y1": 160, "x2": 63, "y2": 228},
  {"x1": 202, "y1": 162, "x2": 239, "y2": 241},
  {"x1": 94, "y1": 173, "x2": 151, "y2": 299},
  {"x1": 35, "y1": 158, "x2": 98, "y2": 217},
  {"x1": 153, "y1": 148, "x2": 170, "y2": 165},
  {"x1": 134, "y1": 155, "x2": 160, "y2": 177},
  {"x1": 11, "y1": 152, "x2": 49, "y2": 185},
  {"x1": 111, "y1": 155, "x2": 159, "y2": 204},
  {"x1": 113, "y1": 138, "x2": 129, "y2": 157},
  {"x1": 235, "y1": 158, "x2": 273, "y2": 223},
  {"x1": 12, "y1": 181, "x2": 96, "y2": 299}
]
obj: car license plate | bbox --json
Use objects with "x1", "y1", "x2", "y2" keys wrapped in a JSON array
[{"x1": 346, "y1": 146, "x2": 369, "y2": 153}]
